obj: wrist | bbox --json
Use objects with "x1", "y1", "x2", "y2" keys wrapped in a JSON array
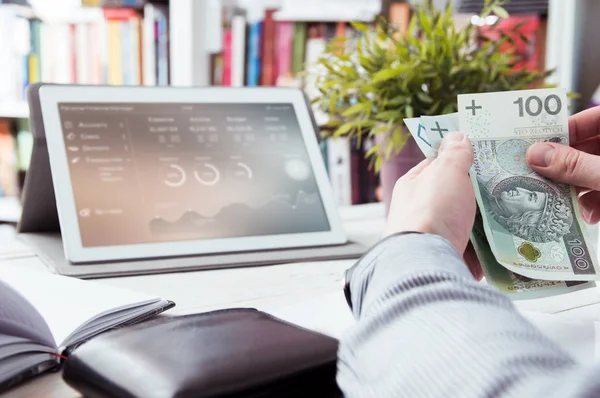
[
  {"x1": 344, "y1": 231, "x2": 422, "y2": 311},
  {"x1": 345, "y1": 232, "x2": 473, "y2": 316},
  {"x1": 383, "y1": 219, "x2": 435, "y2": 238},
  {"x1": 383, "y1": 222, "x2": 465, "y2": 254}
]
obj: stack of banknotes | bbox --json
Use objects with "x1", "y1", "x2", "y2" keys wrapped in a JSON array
[{"x1": 403, "y1": 88, "x2": 599, "y2": 300}]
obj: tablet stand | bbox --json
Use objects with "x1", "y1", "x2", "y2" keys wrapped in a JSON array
[
  {"x1": 18, "y1": 84, "x2": 60, "y2": 234},
  {"x1": 17, "y1": 84, "x2": 367, "y2": 279}
]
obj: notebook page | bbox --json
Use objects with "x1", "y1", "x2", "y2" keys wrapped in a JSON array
[
  {"x1": 0, "y1": 268, "x2": 161, "y2": 348},
  {"x1": 0, "y1": 280, "x2": 54, "y2": 347}
]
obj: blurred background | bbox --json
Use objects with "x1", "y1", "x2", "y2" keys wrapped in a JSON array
[{"x1": 0, "y1": 0, "x2": 598, "y2": 210}]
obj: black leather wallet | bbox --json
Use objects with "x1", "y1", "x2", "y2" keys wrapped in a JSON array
[{"x1": 62, "y1": 308, "x2": 341, "y2": 398}]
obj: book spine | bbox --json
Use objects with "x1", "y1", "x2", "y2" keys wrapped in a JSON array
[
  {"x1": 350, "y1": 137, "x2": 360, "y2": 205},
  {"x1": 69, "y1": 24, "x2": 78, "y2": 83},
  {"x1": 303, "y1": 25, "x2": 327, "y2": 125},
  {"x1": 104, "y1": 8, "x2": 138, "y2": 85},
  {"x1": 75, "y1": 23, "x2": 89, "y2": 84},
  {"x1": 259, "y1": 9, "x2": 276, "y2": 86},
  {"x1": 121, "y1": 19, "x2": 132, "y2": 85},
  {"x1": 89, "y1": 22, "x2": 103, "y2": 84},
  {"x1": 327, "y1": 137, "x2": 352, "y2": 206},
  {"x1": 230, "y1": 14, "x2": 246, "y2": 87},
  {"x1": 275, "y1": 21, "x2": 293, "y2": 85},
  {"x1": 0, "y1": 9, "x2": 12, "y2": 101},
  {"x1": 142, "y1": 3, "x2": 156, "y2": 86},
  {"x1": 222, "y1": 29, "x2": 232, "y2": 86},
  {"x1": 291, "y1": 22, "x2": 307, "y2": 75},
  {"x1": 155, "y1": 7, "x2": 168, "y2": 85},
  {"x1": 98, "y1": 17, "x2": 109, "y2": 84},
  {"x1": 246, "y1": 22, "x2": 261, "y2": 87},
  {"x1": 107, "y1": 20, "x2": 122, "y2": 85},
  {"x1": 0, "y1": 120, "x2": 17, "y2": 197},
  {"x1": 134, "y1": 15, "x2": 143, "y2": 85},
  {"x1": 388, "y1": 2, "x2": 410, "y2": 37},
  {"x1": 55, "y1": 24, "x2": 72, "y2": 84},
  {"x1": 39, "y1": 22, "x2": 52, "y2": 83},
  {"x1": 29, "y1": 19, "x2": 42, "y2": 84},
  {"x1": 14, "y1": 16, "x2": 30, "y2": 99}
]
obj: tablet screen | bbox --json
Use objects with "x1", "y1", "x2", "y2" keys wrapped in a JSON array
[{"x1": 57, "y1": 103, "x2": 331, "y2": 247}]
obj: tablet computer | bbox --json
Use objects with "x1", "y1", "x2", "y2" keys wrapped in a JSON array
[{"x1": 37, "y1": 85, "x2": 347, "y2": 264}]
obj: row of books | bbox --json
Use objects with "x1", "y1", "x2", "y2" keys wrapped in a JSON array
[
  {"x1": 212, "y1": 8, "x2": 361, "y2": 90},
  {"x1": 325, "y1": 137, "x2": 379, "y2": 207},
  {"x1": 0, "y1": 118, "x2": 29, "y2": 197},
  {"x1": 0, "y1": 2, "x2": 169, "y2": 103}
]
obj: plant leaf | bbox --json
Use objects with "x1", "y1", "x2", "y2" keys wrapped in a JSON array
[
  {"x1": 419, "y1": 10, "x2": 432, "y2": 35},
  {"x1": 407, "y1": 13, "x2": 417, "y2": 35},
  {"x1": 372, "y1": 68, "x2": 399, "y2": 83},
  {"x1": 342, "y1": 102, "x2": 368, "y2": 117},
  {"x1": 333, "y1": 122, "x2": 355, "y2": 137},
  {"x1": 518, "y1": 32, "x2": 530, "y2": 44},
  {"x1": 350, "y1": 21, "x2": 368, "y2": 32},
  {"x1": 387, "y1": 95, "x2": 406, "y2": 106},
  {"x1": 416, "y1": 92, "x2": 433, "y2": 103},
  {"x1": 492, "y1": 6, "x2": 509, "y2": 19},
  {"x1": 365, "y1": 144, "x2": 380, "y2": 159},
  {"x1": 375, "y1": 110, "x2": 401, "y2": 121}
]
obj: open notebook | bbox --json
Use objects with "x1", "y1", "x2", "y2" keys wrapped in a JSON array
[{"x1": 0, "y1": 268, "x2": 174, "y2": 391}]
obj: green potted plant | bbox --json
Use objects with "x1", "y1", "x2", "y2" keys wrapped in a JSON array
[{"x1": 312, "y1": 0, "x2": 550, "y2": 208}]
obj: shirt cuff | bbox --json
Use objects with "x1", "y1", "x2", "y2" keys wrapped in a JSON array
[{"x1": 348, "y1": 233, "x2": 474, "y2": 317}]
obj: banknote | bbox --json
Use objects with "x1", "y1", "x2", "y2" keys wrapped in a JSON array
[
  {"x1": 403, "y1": 117, "x2": 434, "y2": 158},
  {"x1": 404, "y1": 110, "x2": 596, "y2": 298},
  {"x1": 471, "y1": 209, "x2": 595, "y2": 299},
  {"x1": 459, "y1": 88, "x2": 600, "y2": 281},
  {"x1": 419, "y1": 113, "x2": 459, "y2": 155}
]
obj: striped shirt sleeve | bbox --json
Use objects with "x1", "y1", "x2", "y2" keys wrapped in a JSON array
[{"x1": 337, "y1": 233, "x2": 600, "y2": 397}]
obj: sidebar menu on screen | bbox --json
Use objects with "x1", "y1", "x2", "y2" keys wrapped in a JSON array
[{"x1": 58, "y1": 105, "x2": 145, "y2": 247}]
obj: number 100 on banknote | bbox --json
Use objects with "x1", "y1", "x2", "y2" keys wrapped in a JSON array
[{"x1": 458, "y1": 88, "x2": 600, "y2": 281}]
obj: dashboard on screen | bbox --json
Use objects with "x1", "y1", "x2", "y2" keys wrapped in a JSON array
[{"x1": 57, "y1": 103, "x2": 331, "y2": 247}]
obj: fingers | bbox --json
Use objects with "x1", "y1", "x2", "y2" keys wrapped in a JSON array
[
  {"x1": 404, "y1": 158, "x2": 432, "y2": 178},
  {"x1": 569, "y1": 106, "x2": 600, "y2": 143},
  {"x1": 527, "y1": 142, "x2": 600, "y2": 191},
  {"x1": 437, "y1": 132, "x2": 474, "y2": 173}
]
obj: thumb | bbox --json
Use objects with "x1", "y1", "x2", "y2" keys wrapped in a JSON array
[
  {"x1": 527, "y1": 143, "x2": 600, "y2": 190},
  {"x1": 437, "y1": 132, "x2": 474, "y2": 173}
]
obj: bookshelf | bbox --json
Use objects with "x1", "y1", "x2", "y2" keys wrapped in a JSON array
[
  {"x1": 0, "y1": 3, "x2": 31, "y2": 118},
  {"x1": 0, "y1": 0, "x2": 574, "y2": 206},
  {"x1": 0, "y1": 102, "x2": 28, "y2": 119},
  {"x1": 0, "y1": 0, "x2": 188, "y2": 110}
]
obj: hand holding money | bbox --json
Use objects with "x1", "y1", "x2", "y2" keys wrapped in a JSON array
[
  {"x1": 384, "y1": 132, "x2": 475, "y2": 255},
  {"x1": 526, "y1": 105, "x2": 600, "y2": 225},
  {"x1": 402, "y1": 88, "x2": 600, "y2": 299}
]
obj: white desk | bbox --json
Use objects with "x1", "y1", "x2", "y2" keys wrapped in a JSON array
[
  {"x1": 2, "y1": 203, "x2": 600, "y2": 397},
  {"x1": 0, "y1": 197, "x2": 20, "y2": 225}
]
